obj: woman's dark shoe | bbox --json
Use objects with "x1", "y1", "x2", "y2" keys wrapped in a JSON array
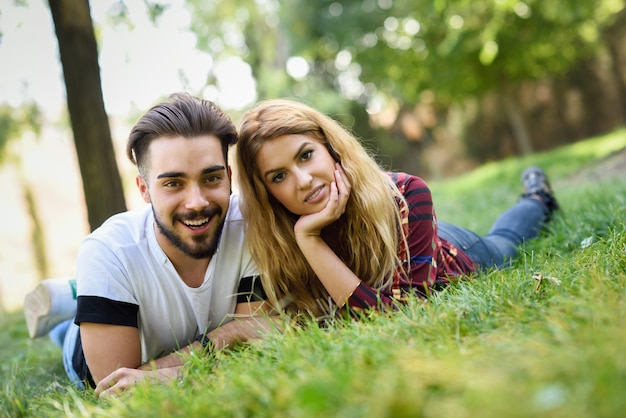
[{"x1": 521, "y1": 166, "x2": 560, "y2": 217}]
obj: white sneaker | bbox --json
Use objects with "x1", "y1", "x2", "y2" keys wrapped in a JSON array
[{"x1": 24, "y1": 277, "x2": 77, "y2": 339}]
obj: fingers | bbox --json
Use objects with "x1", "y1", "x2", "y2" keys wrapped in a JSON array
[
  {"x1": 294, "y1": 164, "x2": 351, "y2": 236},
  {"x1": 94, "y1": 368, "x2": 141, "y2": 399},
  {"x1": 316, "y1": 163, "x2": 350, "y2": 218},
  {"x1": 333, "y1": 163, "x2": 351, "y2": 213}
]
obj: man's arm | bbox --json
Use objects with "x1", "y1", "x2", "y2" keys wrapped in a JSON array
[
  {"x1": 139, "y1": 300, "x2": 275, "y2": 370},
  {"x1": 80, "y1": 323, "x2": 141, "y2": 384},
  {"x1": 94, "y1": 301, "x2": 279, "y2": 398}
]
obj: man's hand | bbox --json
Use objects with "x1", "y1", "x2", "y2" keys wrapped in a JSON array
[
  {"x1": 94, "y1": 366, "x2": 181, "y2": 399},
  {"x1": 92, "y1": 303, "x2": 280, "y2": 398}
]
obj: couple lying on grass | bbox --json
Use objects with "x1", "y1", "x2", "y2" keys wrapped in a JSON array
[{"x1": 24, "y1": 93, "x2": 559, "y2": 397}]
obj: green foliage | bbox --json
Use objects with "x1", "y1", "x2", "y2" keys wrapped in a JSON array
[
  {"x1": 1, "y1": 130, "x2": 625, "y2": 416},
  {"x1": 182, "y1": 0, "x2": 625, "y2": 169},
  {"x1": 0, "y1": 102, "x2": 42, "y2": 165},
  {"x1": 280, "y1": 0, "x2": 623, "y2": 104},
  {"x1": 185, "y1": 0, "x2": 624, "y2": 105},
  {"x1": 0, "y1": 312, "x2": 71, "y2": 418}
]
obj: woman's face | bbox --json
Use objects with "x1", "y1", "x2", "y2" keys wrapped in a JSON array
[{"x1": 255, "y1": 134, "x2": 338, "y2": 215}]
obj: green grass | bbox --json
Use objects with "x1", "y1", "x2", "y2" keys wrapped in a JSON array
[{"x1": 2, "y1": 129, "x2": 625, "y2": 417}]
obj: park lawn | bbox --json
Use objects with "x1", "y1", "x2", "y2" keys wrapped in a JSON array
[{"x1": 1, "y1": 130, "x2": 625, "y2": 417}]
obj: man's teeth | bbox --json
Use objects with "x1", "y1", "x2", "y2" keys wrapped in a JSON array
[{"x1": 184, "y1": 218, "x2": 209, "y2": 226}]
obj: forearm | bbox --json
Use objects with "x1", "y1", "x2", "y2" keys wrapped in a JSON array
[
  {"x1": 346, "y1": 282, "x2": 398, "y2": 311},
  {"x1": 296, "y1": 235, "x2": 360, "y2": 307},
  {"x1": 207, "y1": 315, "x2": 280, "y2": 350},
  {"x1": 139, "y1": 349, "x2": 190, "y2": 370},
  {"x1": 139, "y1": 315, "x2": 279, "y2": 371}
]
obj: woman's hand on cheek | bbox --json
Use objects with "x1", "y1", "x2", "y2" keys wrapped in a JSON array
[
  {"x1": 334, "y1": 163, "x2": 351, "y2": 212},
  {"x1": 294, "y1": 164, "x2": 350, "y2": 237},
  {"x1": 294, "y1": 181, "x2": 339, "y2": 236}
]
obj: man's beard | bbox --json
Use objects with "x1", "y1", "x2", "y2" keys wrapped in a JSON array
[{"x1": 153, "y1": 207, "x2": 225, "y2": 259}]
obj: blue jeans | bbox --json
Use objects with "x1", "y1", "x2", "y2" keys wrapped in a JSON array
[
  {"x1": 437, "y1": 197, "x2": 549, "y2": 270},
  {"x1": 49, "y1": 320, "x2": 85, "y2": 389}
]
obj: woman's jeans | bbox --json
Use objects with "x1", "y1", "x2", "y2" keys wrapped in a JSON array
[{"x1": 437, "y1": 197, "x2": 549, "y2": 270}]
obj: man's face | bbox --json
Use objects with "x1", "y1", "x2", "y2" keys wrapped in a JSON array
[{"x1": 136, "y1": 135, "x2": 231, "y2": 260}]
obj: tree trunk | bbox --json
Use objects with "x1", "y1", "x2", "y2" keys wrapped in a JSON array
[
  {"x1": 604, "y1": 7, "x2": 626, "y2": 123},
  {"x1": 501, "y1": 91, "x2": 534, "y2": 155},
  {"x1": 48, "y1": 0, "x2": 126, "y2": 231},
  {"x1": 573, "y1": 50, "x2": 624, "y2": 137},
  {"x1": 19, "y1": 165, "x2": 50, "y2": 281}
]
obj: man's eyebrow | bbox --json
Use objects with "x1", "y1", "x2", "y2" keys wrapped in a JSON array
[
  {"x1": 202, "y1": 165, "x2": 227, "y2": 175},
  {"x1": 156, "y1": 165, "x2": 226, "y2": 179},
  {"x1": 262, "y1": 142, "x2": 309, "y2": 179}
]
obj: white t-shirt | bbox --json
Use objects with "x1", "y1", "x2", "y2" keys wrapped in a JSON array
[{"x1": 74, "y1": 194, "x2": 258, "y2": 363}]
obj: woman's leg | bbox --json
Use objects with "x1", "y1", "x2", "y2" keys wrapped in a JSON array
[
  {"x1": 439, "y1": 198, "x2": 547, "y2": 270},
  {"x1": 438, "y1": 221, "x2": 511, "y2": 269},
  {"x1": 438, "y1": 167, "x2": 557, "y2": 270}
]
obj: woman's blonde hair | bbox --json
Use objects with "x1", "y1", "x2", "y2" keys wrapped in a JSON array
[{"x1": 236, "y1": 99, "x2": 406, "y2": 317}]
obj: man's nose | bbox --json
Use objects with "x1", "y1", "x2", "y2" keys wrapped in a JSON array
[{"x1": 185, "y1": 185, "x2": 209, "y2": 210}]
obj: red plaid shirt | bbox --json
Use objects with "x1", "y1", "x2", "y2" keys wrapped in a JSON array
[{"x1": 347, "y1": 172, "x2": 476, "y2": 310}]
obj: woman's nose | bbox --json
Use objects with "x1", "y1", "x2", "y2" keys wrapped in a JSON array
[{"x1": 295, "y1": 168, "x2": 313, "y2": 190}]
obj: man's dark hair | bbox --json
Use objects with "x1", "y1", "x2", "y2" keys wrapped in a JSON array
[{"x1": 126, "y1": 93, "x2": 238, "y2": 176}]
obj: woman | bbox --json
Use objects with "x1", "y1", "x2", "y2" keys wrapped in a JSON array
[{"x1": 236, "y1": 99, "x2": 559, "y2": 318}]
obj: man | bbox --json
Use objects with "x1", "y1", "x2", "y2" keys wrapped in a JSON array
[{"x1": 24, "y1": 93, "x2": 271, "y2": 397}]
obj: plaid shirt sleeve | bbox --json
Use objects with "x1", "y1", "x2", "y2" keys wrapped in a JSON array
[
  {"x1": 346, "y1": 281, "x2": 396, "y2": 311},
  {"x1": 345, "y1": 172, "x2": 437, "y2": 311},
  {"x1": 396, "y1": 173, "x2": 438, "y2": 296},
  {"x1": 391, "y1": 173, "x2": 475, "y2": 295}
]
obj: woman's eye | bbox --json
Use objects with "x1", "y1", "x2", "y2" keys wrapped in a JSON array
[
  {"x1": 272, "y1": 172, "x2": 286, "y2": 183},
  {"x1": 301, "y1": 150, "x2": 313, "y2": 161}
]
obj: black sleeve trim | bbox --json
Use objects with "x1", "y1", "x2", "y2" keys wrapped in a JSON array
[
  {"x1": 236, "y1": 275, "x2": 267, "y2": 303},
  {"x1": 75, "y1": 295, "x2": 139, "y2": 327}
]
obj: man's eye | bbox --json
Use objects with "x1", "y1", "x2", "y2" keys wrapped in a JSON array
[
  {"x1": 205, "y1": 175, "x2": 220, "y2": 183},
  {"x1": 164, "y1": 181, "x2": 180, "y2": 188}
]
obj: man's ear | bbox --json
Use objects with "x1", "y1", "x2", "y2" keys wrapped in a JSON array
[{"x1": 136, "y1": 175, "x2": 151, "y2": 203}]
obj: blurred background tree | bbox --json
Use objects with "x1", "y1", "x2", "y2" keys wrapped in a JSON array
[
  {"x1": 187, "y1": 0, "x2": 626, "y2": 176},
  {"x1": 48, "y1": 0, "x2": 127, "y2": 231},
  {"x1": 3, "y1": 0, "x2": 624, "y2": 225},
  {"x1": 0, "y1": 0, "x2": 624, "y2": 300},
  {"x1": 0, "y1": 102, "x2": 47, "y2": 309}
]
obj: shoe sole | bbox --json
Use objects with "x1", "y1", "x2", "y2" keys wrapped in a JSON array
[{"x1": 24, "y1": 282, "x2": 53, "y2": 339}]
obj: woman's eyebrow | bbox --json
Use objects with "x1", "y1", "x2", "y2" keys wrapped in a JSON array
[{"x1": 262, "y1": 142, "x2": 311, "y2": 179}]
